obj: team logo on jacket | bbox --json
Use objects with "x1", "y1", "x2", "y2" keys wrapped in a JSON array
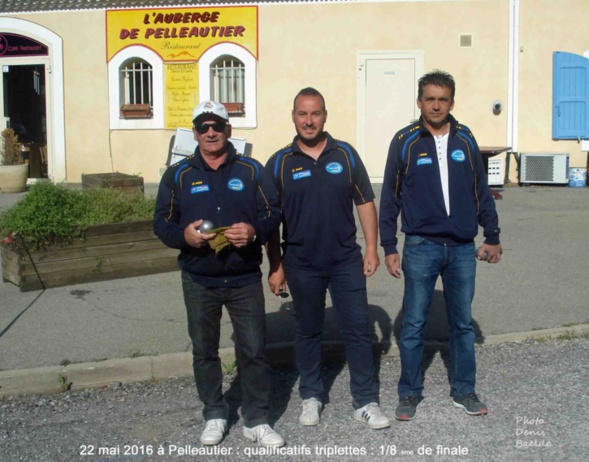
[
  {"x1": 417, "y1": 158, "x2": 432, "y2": 166},
  {"x1": 293, "y1": 170, "x2": 311, "y2": 180},
  {"x1": 227, "y1": 178, "x2": 244, "y2": 191},
  {"x1": 451, "y1": 150, "x2": 466, "y2": 162},
  {"x1": 191, "y1": 185, "x2": 210, "y2": 194},
  {"x1": 325, "y1": 162, "x2": 343, "y2": 174}
]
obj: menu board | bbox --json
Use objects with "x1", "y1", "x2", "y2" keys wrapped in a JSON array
[{"x1": 165, "y1": 62, "x2": 199, "y2": 129}]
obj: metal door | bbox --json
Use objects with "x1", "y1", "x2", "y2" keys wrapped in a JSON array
[{"x1": 357, "y1": 51, "x2": 423, "y2": 182}]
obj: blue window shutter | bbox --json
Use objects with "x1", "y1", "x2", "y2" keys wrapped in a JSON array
[{"x1": 553, "y1": 51, "x2": 589, "y2": 140}]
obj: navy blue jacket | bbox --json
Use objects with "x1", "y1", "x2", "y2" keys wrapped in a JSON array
[
  {"x1": 154, "y1": 143, "x2": 281, "y2": 287},
  {"x1": 379, "y1": 115, "x2": 500, "y2": 255},
  {"x1": 266, "y1": 133, "x2": 374, "y2": 270}
]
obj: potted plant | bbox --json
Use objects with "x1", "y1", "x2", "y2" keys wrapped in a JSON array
[{"x1": 0, "y1": 128, "x2": 28, "y2": 193}]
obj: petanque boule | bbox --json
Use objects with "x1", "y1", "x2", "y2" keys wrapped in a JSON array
[
  {"x1": 476, "y1": 246, "x2": 488, "y2": 261},
  {"x1": 197, "y1": 220, "x2": 214, "y2": 233}
]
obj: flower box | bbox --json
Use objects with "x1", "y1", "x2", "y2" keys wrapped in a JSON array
[
  {"x1": 222, "y1": 102, "x2": 245, "y2": 116},
  {"x1": 120, "y1": 104, "x2": 152, "y2": 119},
  {"x1": 1, "y1": 220, "x2": 178, "y2": 292}
]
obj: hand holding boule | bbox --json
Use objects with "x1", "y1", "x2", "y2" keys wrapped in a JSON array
[
  {"x1": 476, "y1": 247, "x2": 488, "y2": 261},
  {"x1": 197, "y1": 220, "x2": 214, "y2": 233},
  {"x1": 185, "y1": 220, "x2": 216, "y2": 248}
]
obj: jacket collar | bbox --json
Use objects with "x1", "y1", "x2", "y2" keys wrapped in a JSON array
[
  {"x1": 190, "y1": 142, "x2": 237, "y2": 170},
  {"x1": 418, "y1": 113, "x2": 459, "y2": 136},
  {"x1": 291, "y1": 131, "x2": 337, "y2": 155}
]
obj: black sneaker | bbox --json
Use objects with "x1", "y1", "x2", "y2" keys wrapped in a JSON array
[
  {"x1": 395, "y1": 396, "x2": 423, "y2": 421},
  {"x1": 452, "y1": 393, "x2": 488, "y2": 415}
]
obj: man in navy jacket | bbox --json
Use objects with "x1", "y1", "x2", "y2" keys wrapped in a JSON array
[
  {"x1": 266, "y1": 88, "x2": 390, "y2": 430},
  {"x1": 379, "y1": 70, "x2": 502, "y2": 421},
  {"x1": 154, "y1": 101, "x2": 284, "y2": 448}
]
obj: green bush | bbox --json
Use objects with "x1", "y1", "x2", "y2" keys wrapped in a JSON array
[{"x1": 0, "y1": 182, "x2": 155, "y2": 250}]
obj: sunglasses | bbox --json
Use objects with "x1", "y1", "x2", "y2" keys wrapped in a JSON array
[{"x1": 195, "y1": 121, "x2": 227, "y2": 135}]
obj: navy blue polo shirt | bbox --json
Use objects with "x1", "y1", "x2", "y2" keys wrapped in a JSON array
[
  {"x1": 266, "y1": 133, "x2": 374, "y2": 270},
  {"x1": 154, "y1": 144, "x2": 281, "y2": 287}
]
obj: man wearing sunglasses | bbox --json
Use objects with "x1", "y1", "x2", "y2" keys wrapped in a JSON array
[{"x1": 154, "y1": 101, "x2": 284, "y2": 448}]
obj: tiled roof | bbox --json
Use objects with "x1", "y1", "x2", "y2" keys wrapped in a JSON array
[
  {"x1": 0, "y1": 1, "x2": 238, "y2": 14},
  {"x1": 0, "y1": 0, "x2": 333, "y2": 14}
]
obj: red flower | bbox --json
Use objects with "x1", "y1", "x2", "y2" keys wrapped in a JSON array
[{"x1": 0, "y1": 232, "x2": 16, "y2": 245}]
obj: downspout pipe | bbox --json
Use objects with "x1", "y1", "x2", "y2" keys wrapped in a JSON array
[{"x1": 507, "y1": 0, "x2": 520, "y2": 182}]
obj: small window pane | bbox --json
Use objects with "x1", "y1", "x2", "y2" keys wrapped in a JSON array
[
  {"x1": 119, "y1": 58, "x2": 153, "y2": 117},
  {"x1": 210, "y1": 57, "x2": 245, "y2": 105}
]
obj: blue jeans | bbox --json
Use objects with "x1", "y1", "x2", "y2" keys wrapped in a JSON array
[
  {"x1": 284, "y1": 260, "x2": 379, "y2": 409},
  {"x1": 181, "y1": 272, "x2": 270, "y2": 427},
  {"x1": 399, "y1": 236, "x2": 477, "y2": 398}
]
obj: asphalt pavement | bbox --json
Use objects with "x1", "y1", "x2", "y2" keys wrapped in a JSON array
[{"x1": 0, "y1": 183, "x2": 588, "y2": 461}]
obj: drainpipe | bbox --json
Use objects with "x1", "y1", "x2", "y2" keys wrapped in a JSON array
[{"x1": 507, "y1": 0, "x2": 520, "y2": 182}]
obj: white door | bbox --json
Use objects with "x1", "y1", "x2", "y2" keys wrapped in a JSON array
[{"x1": 357, "y1": 51, "x2": 423, "y2": 182}]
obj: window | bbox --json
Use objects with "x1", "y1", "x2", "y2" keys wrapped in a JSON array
[
  {"x1": 108, "y1": 46, "x2": 164, "y2": 130},
  {"x1": 119, "y1": 58, "x2": 153, "y2": 119},
  {"x1": 211, "y1": 56, "x2": 245, "y2": 116},
  {"x1": 199, "y1": 43, "x2": 257, "y2": 128}
]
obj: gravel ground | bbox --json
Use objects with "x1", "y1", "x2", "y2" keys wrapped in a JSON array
[{"x1": 1, "y1": 338, "x2": 587, "y2": 462}]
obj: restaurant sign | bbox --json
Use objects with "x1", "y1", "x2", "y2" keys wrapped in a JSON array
[
  {"x1": 106, "y1": 7, "x2": 258, "y2": 62},
  {"x1": 0, "y1": 33, "x2": 48, "y2": 58}
]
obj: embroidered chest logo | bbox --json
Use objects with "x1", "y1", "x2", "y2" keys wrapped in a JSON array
[
  {"x1": 293, "y1": 170, "x2": 311, "y2": 180},
  {"x1": 417, "y1": 158, "x2": 432, "y2": 166},
  {"x1": 325, "y1": 162, "x2": 344, "y2": 174},
  {"x1": 227, "y1": 178, "x2": 244, "y2": 191},
  {"x1": 451, "y1": 150, "x2": 466, "y2": 162},
  {"x1": 191, "y1": 185, "x2": 210, "y2": 194}
]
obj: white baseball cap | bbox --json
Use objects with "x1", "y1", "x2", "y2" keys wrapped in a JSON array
[{"x1": 192, "y1": 100, "x2": 229, "y2": 124}]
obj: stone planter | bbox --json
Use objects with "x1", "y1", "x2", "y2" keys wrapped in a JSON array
[
  {"x1": 82, "y1": 172, "x2": 144, "y2": 195},
  {"x1": 0, "y1": 164, "x2": 28, "y2": 193},
  {"x1": 1, "y1": 220, "x2": 178, "y2": 292}
]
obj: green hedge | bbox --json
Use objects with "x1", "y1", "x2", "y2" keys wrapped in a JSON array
[{"x1": 0, "y1": 182, "x2": 155, "y2": 250}]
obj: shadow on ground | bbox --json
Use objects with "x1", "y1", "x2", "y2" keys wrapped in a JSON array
[
  {"x1": 392, "y1": 289, "x2": 484, "y2": 390},
  {"x1": 223, "y1": 301, "x2": 394, "y2": 426}
]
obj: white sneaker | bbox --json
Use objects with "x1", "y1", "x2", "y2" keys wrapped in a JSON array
[
  {"x1": 299, "y1": 398, "x2": 322, "y2": 426},
  {"x1": 243, "y1": 424, "x2": 285, "y2": 448},
  {"x1": 354, "y1": 403, "x2": 391, "y2": 430},
  {"x1": 200, "y1": 419, "x2": 227, "y2": 445}
]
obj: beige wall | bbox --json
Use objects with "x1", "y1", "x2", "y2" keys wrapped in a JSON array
[
  {"x1": 518, "y1": 0, "x2": 589, "y2": 170},
  {"x1": 6, "y1": 0, "x2": 588, "y2": 184},
  {"x1": 246, "y1": 0, "x2": 508, "y2": 164},
  {"x1": 9, "y1": 12, "x2": 116, "y2": 180}
]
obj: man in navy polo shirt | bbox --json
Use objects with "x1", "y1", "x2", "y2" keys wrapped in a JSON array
[
  {"x1": 265, "y1": 88, "x2": 390, "y2": 430},
  {"x1": 379, "y1": 70, "x2": 502, "y2": 421},
  {"x1": 154, "y1": 101, "x2": 284, "y2": 448}
]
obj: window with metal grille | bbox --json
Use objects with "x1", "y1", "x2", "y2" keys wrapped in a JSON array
[
  {"x1": 211, "y1": 56, "x2": 245, "y2": 116},
  {"x1": 119, "y1": 58, "x2": 153, "y2": 119}
]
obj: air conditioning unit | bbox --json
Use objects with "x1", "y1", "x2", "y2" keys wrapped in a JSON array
[{"x1": 519, "y1": 153, "x2": 569, "y2": 185}]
